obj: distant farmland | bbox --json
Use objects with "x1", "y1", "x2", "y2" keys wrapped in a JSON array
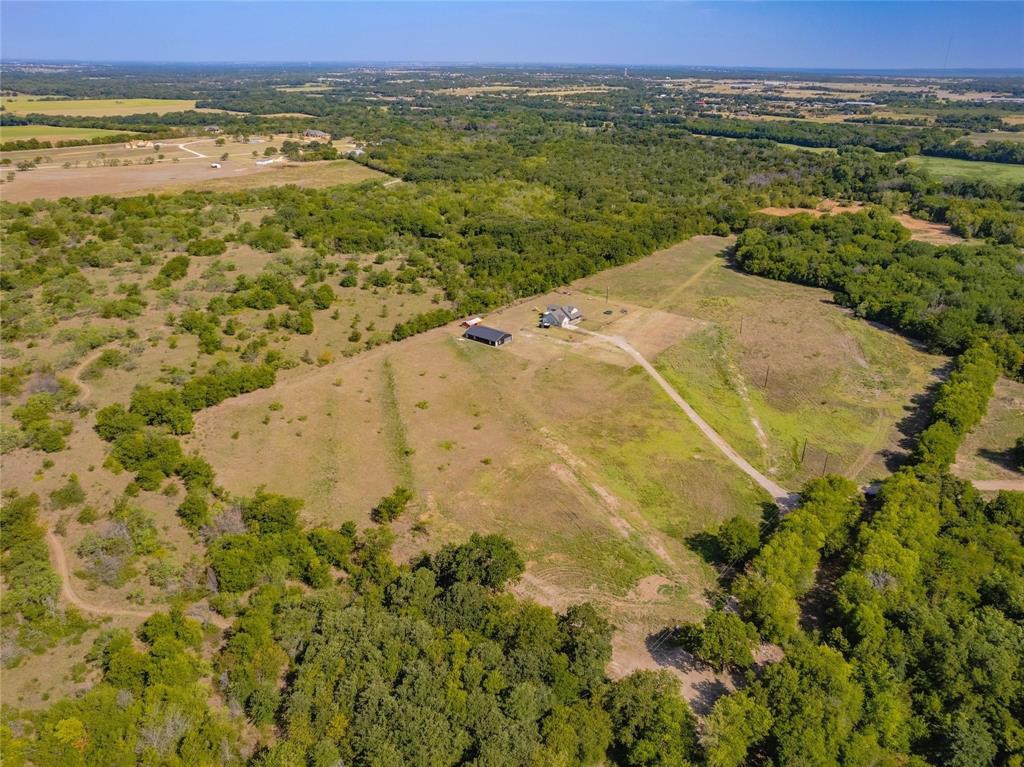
[
  {"x1": 0, "y1": 125, "x2": 135, "y2": 143},
  {"x1": 0, "y1": 96, "x2": 200, "y2": 116}
]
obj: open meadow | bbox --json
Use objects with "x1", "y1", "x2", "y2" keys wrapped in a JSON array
[
  {"x1": 906, "y1": 154, "x2": 1024, "y2": 184},
  {"x1": 0, "y1": 124, "x2": 136, "y2": 143},
  {"x1": 0, "y1": 230, "x2": 952, "y2": 703},
  {"x1": 0, "y1": 134, "x2": 385, "y2": 200},
  {"x1": 574, "y1": 236, "x2": 947, "y2": 487},
  {"x1": 953, "y1": 377, "x2": 1024, "y2": 483},
  {"x1": 187, "y1": 285, "x2": 771, "y2": 675},
  {"x1": 1, "y1": 96, "x2": 203, "y2": 116},
  {"x1": 178, "y1": 236, "x2": 944, "y2": 676}
]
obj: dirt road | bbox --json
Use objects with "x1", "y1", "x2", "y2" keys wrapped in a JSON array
[
  {"x1": 177, "y1": 139, "x2": 211, "y2": 158},
  {"x1": 567, "y1": 326, "x2": 798, "y2": 509}
]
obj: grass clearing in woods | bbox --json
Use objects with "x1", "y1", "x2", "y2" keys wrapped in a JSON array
[
  {"x1": 575, "y1": 236, "x2": 946, "y2": 486},
  {"x1": 905, "y1": 155, "x2": 1024, "y2": 184},
  {"x1": 953, "y1": 378, "x2": 1024, "y2": 483}
]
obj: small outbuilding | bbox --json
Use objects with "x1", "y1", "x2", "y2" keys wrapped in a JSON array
[
  {"x1": 464, "y1": 326, "x2": 512, "y2": 347},
  {"x1": 303, "y1": 129, "x2": 331, "y2": 139},
  {"x1": 204, "y1": 125, "x2": 222, "y2": 133},
  {"x1": 461, "y1": 316, "x2": 483, "y2": 328}
]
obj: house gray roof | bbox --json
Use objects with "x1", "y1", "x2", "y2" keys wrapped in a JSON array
[
  {"x1": 543, "y1": 308, "x2": 569, "y2": 325},
  {"x1": 541, "y1": 305, "x2": 582, "y2": 326}
]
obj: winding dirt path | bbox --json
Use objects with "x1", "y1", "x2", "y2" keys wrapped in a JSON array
[
  {"x1": 44, "y1": 528, "x2": 151, "y2": 619},
  {"x1": 70, "y1": 348, "x2": 105, "y2": 402},
  {"x1": 567, "y1": 326, "x2": 798, "y2": 509},
  {"x1": 46, "y1": 525, "x2": 232, "y2": 628}
]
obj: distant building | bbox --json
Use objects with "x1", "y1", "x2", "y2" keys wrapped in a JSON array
[
  {"x1": 460, "y1": 316, "x2": 483, "y2": 328},
  {"x1": 540, "y1": 305, "x2": 582, "y2": 329},
  {"x1": 464, "y1": 326, "x2": 512, "y2": 347},
  {"x1": 303, "y1": 129, "x2": 330, "y2": 139},
  {"x1": 204, "y1": 125, "x2": 222, "y2": 133}
]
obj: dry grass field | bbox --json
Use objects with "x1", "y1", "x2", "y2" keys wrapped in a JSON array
[
  {"x1": 0, "y1": 96, "x2": 203, "y2": 116},
  {"x1": 953, "y1": 378, "x2": 1024, "y2": 483},
  {"x1": 0, "y1": 232, "x2": 952, "y2": 699},
  {"x1": 179, "y1": 236, "x2": 942, "y2": 671},
  {"x1": 575, "y1": 237, "x2": 946, "y2": 487},
  {"x1": 0, "y1": 134, "x2": 385, "y2": 200},
  {"x1": 0, "y1": 225, "x2": 453, "y2": 707},
  {"x1": 189, "y1": 287, "x2": 770, "y2": 648},
  {"x1": 965, "y1": 130, "x2": 1024, "y2": 146}
]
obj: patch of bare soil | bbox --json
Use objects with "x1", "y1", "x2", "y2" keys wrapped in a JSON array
[
  {"x1": 891, "y1": 214, "x2": 964, "y2": 245},
  {"x1": 758, "y1": 201, "x2": 965, "y2": 245}
]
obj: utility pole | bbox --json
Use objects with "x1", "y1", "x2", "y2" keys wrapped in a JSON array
[
  {"x1": 801, "y1": 438, "x2": 808, "y2": 463},
  {"x1": 763, "y1": 365, "x2": 770, "y2": 389},
  {"x1": 822, "y1": 453, "x2": 830, "y2": 476}
]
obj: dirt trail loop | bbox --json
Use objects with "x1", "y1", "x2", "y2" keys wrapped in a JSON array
[
  {"x1": 567, "y1": 326, "x2": 798, "y2": 509},
  {"x1": 44, "y1": 528, "x2": 151, "y2": 619},
  {"x1": 45, "y1": 528, "x2": 233, "y2": 629}
]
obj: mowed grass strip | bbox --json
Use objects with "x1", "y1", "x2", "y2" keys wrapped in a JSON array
[
  {"x1": 0, "y1": 97, "x2": 199, "y2": 116},
  {"x1": 906, "y1": 155, "x2": 1024, "y2": 184}
]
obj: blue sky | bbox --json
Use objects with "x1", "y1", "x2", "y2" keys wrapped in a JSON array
[{"x1": 2, "y1": 2, "x2": 1022, "y2": 70}]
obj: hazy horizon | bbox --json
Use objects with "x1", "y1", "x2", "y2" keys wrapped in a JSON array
[{"x1": 3, "y1": 1, "x2": 1023, "y2": 70}]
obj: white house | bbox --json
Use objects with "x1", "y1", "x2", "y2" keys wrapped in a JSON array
[{"x1": 540, "y1": 305, "x2": 583, "y2": 328}]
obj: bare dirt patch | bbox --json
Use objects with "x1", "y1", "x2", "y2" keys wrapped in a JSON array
[{"x1": 758, "y1": 201, "x2": 966, "y2": 245}]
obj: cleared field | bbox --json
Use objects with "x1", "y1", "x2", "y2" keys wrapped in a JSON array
[
  {"x1": 758, "y1": 202, "x2": 965, "y2": 245},
  {"x1": 276, "y1": 84, "x2": 332, "y2": 93},
  {"x1": 157, "y1": 159, "x2": 384, "y2": 194},
  {"x1": 0, "y1": 134, "x2": 385, "y2": 200},
  {"x1": 575, "y1": 237, "x2": 946, "y2": 486},
  {"x1": 0, "y1": 125, "x2": 135, "y2": 143},
  {"x1": 953, "y1": 378, "x2": 1024, "y2": 483},
  {"x1": 182, "y1": 236, "x2": 941, "y2": 659},
  {"x1": 0, "y1": 96, "x2": 200, "y2": 116},
  {"x1": 189, "y1": 287, "x2": 774, "y2": 650},
  {"x1": 966, "y1": 130, "x2": 1024, "y2": 146},
  {"x1": 906, "y1": 155, "x2": 1024, "y2": 184},
  {"x1": 774, "y1": 142, "x2": 839, "y2": 154}
]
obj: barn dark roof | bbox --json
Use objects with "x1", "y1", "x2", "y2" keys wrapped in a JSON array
[{"x1": 464, "y1": 326, "x2": 511, "y2": 343}]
